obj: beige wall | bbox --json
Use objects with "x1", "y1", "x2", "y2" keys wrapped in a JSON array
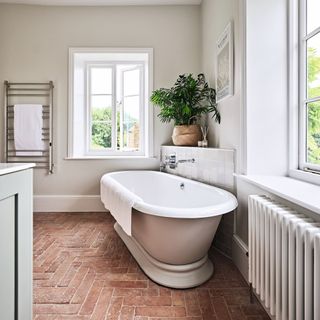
[
  {"x1": 0, "y1": 4, "x2": 201, "y2": 196},
  {"x1": 201, "y1": 0, "x2": 243, "y2": 257},
  {"x1": 200, "y1": 1, "x2": 291, "y2": 280},
  {"x1": 201, "y1": 0, "x2": 242, "y2": 173}
]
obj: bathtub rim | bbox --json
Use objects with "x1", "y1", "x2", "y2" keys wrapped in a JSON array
[{"x1": 102, "y1": 170, "x2": 238, "y2": 219}]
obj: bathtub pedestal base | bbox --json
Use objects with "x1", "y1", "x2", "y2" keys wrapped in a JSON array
[{"x1": 114, "y1": 223, "x2": 213, "y2": 289}]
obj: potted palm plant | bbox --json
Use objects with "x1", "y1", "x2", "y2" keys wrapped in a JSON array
[{"x1": 151, "y1": 73, "x2": 220, "y2": 146}]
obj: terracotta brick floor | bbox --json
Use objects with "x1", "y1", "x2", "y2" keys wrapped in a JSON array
[{"x1": 33, "y1": 212, "x2": 270, "y2": 320}]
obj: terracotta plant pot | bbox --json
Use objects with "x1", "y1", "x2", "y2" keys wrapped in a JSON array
[{"x1": 172, "y1": 124, "x2": 202, "y2": 146}]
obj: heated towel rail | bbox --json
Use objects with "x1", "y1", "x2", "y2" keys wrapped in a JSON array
[{"x1": 4, "y1": 81, "x2": 54, "y2": 174}]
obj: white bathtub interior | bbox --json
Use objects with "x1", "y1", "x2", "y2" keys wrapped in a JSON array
[{"x1": 105, "y1": 170, "x2": 237, "y2": 217}]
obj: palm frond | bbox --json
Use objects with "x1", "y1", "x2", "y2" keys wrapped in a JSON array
[{"x1": 150, "y1": 74, "x2": 220, "y2": 125}]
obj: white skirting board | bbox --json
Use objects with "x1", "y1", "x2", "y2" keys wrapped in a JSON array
[
  {"x1": 232, "y1": 234, "x2": 275, "y2": 320},
  {"x1": 232, "y1": 234, "x2": 249, "y2": 282},
  {"x1": 33, "y1": 195, "x2": 106, "y2": 212}
]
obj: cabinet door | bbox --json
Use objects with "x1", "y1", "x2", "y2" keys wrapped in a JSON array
[{"x1": 0, "y1": 196, "x2": 15, "y2": 320}]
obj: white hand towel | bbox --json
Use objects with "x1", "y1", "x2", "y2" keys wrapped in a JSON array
[
  {"x1": 100, "y1": 174, "x2": 142, "y2": 236},
  {"x1": 14, "y1": 104, "x2": 44, "y2": 156}
]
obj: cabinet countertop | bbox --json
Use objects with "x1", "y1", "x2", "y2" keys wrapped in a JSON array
[{"x1": 0, "y1": 163, "x2": 35, "y2": 176}]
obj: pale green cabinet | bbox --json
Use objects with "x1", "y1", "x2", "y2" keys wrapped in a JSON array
[
  {"x1": 0, "y1": 196, "x2": 15, "y2": 320},
  {"x1": 0, "y1": 164, "x2": 34, "y2": 320}
]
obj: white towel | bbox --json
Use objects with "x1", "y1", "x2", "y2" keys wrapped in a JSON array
[
  {"x1": 100, "y1": 174, "x2": 142, "y2": 236},
  {"x1": 14, "y1": 104, "x2": 44, "y2": 156}
]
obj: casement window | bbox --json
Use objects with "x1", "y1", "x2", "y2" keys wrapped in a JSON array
[
  {"x1": 68, "y1": 48, "x2": 153, "y2": 158},
  {"x1": 299, "y1": 0, "x2": 320, "y2": 173}
]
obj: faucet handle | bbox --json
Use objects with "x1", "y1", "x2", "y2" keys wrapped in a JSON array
[
  {"x1": 165, "y1": 153, "x2": 176, "y2": 164},
  {"x1": 168, "y1": 153, "x2": 176, "y2": 164}
]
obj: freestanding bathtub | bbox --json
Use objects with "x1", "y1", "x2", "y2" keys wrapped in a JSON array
[{"x1": 100, "y1": 170, "x2": 238, "y2": 288}]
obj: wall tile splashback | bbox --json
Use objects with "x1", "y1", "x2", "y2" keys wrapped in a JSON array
[
  {"x1": 160, "y1": 146, "x2": 236, "y2": 257},
  {"x1": 161, "y1": 146, "x2": 235, "y2": 192}
]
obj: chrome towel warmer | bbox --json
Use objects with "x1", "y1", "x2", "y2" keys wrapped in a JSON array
[{"x1": 4, "y1": 81, "x2": 54, "y2": 174}]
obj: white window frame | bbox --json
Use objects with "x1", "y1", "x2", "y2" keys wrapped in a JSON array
[
  {"x1": 119, "y1": 65, "x2": 144, "y2": 152},
  {"x1": 298, "y1": 0, "x2": 320, "y2": 173},
  {"x1": 289, "y1": 0, "x2": 320, "y2": 184},
  {"x1": 68, "y1": 47, "x2": 154, "y2": 159}
]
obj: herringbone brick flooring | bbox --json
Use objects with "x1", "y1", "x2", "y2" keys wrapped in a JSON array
[{"x1": 33, "y1": 212, "x2": 270, "y2": 320}]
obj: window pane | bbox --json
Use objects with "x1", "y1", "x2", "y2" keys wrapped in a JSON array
[
  {"x1": 91, "y1": 67, "x2": 112, "y2": 94},
  {"x1": 307, "y1": 33, "x2": 320, "y2": 99},
  {"x1": 123, "y1": 69, "x2": 140, "y2": 96},
  {"x1": 307, "y1": 101, "x2": 320, "y2": 164},
  {"x1": 124, "y1": 96, "x2": 140, "y2": 121},
  {"x1": 91, "y1": 95, "x2": 112, "y2": 109},
  {"x1": 307, "y1": 0, "x2": 320, "y2": 33},
  {"x1": 91, "y1": 122, "x2": 112, "y2": 150},
  {"x1": 91, "y1": 106, "x2": 112, "y2": 122},
  {"x1": 122, "y1": 96, "x2": 140, "y2": 150}
]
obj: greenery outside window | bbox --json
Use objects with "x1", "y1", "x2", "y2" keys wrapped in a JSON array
[{"x1": 299, "y1": 0, "x2": 320, "y2": 172}]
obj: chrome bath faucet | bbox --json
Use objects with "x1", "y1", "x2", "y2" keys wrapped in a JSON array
[{"x1": 160, "y1": 153, "x2": 195, "y2": 170}]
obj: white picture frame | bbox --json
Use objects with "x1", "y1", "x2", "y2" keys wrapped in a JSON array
[{"x1": 216, "y1": 21, "x2": 234, "y2": 103}]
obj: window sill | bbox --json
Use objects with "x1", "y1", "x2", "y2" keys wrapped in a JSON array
[
  {"x1": 65, "y1": 156, "x2": 157, "y2": 160},
  {"x1": 289, "y1": 169, "x2": 320, "y2": 186},
  {"x1": 235, "y1": 174, "x2": 320, "y2": 215}
]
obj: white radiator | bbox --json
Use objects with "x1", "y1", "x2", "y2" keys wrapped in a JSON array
[{"x1": 248, "y1": 195, "x2": 320, "y2": 320}]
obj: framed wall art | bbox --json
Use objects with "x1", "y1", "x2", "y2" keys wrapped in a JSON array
[{"x1": 216, "y1": 22, "x2": 234, "y2": 103}]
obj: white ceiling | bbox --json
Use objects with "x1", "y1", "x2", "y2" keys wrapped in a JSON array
[{"x1": 0, "y1": 0, "x2": 202, "y2": 6}]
